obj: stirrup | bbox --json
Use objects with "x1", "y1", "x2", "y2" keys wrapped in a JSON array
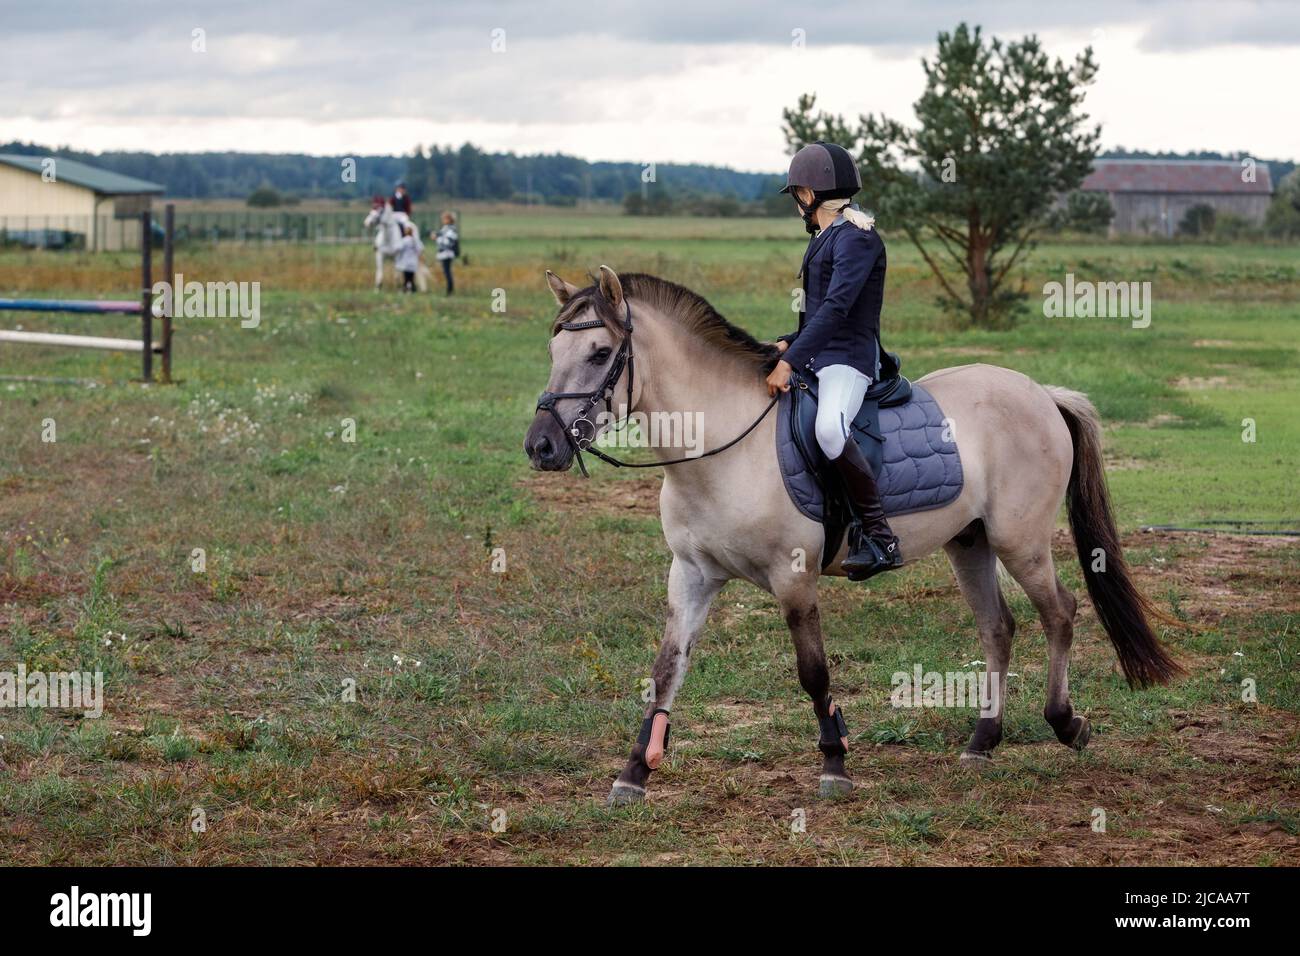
[{"x1": 843, "y1": 529, "x2": 903, "y2": 582}]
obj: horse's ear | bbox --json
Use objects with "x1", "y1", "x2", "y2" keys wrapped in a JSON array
[
  {"x1": 545, "y1": 270, "x2": 578, "y2": 306},
  {"x1": 597, "y1": 265, "x2": 624, "y2": 311}
]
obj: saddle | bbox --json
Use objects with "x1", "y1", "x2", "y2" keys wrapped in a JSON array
[{"x1": 778, "y1": 352, "x2": 963, "y2": 568}]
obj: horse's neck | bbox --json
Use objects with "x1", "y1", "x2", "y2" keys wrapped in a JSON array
[
  {"x1": 374, "y1": 213, "x2": 399, "y2": 250},
  {"x1": 631, "y1": 311, "x2": 770, "y2": 463}
]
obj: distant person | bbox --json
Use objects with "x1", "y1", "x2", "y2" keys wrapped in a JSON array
[
  {"x1": 434, "y1": 211, "x2": 459, "y2": 295},
  {"x1": 391, "y1": 181, "x2": 413, "y2": 217},
  {"x1": 395, "y1": 223, "x2": 423, "y2": 293}
]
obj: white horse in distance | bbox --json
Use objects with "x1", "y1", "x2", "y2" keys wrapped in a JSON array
[{"x1": 363, "y1": 200, "x2": 420, "y2": 289}]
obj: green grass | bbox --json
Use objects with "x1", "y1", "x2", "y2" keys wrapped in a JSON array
[{"x1": 0, "y1": 215, "x2": 1297, "y2": 865}]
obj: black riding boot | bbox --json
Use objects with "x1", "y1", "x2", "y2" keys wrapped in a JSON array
[{"x1": 832, "y1": 439, "x2": 903, "y2": 581}]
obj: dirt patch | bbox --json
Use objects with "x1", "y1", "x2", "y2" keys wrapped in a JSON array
[
  {"x1": 1103, "y1": 455, "x2": 1148, "y2": 471},
  {"x1": 1172, "y1": 375, "x2": 1231, "y2": 390},
  {"x1": 1133, "y1": 529, "x2": 1299, "y2": 619},
  {"x1": 1139, "y1": 413, "x2": 1185, "y2": 428},
  {"x1": 521, "y1": 472, "x2": 662, "y2": 517}
]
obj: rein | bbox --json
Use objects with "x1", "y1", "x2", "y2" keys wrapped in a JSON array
[{"x1": 535, "y1": 300, "x2": 780, "y2": 477}]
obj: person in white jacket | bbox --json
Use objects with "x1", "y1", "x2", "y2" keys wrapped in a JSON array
[
  {"x1": 434, "y1": 211, "x2": 459, "y2": 295},
  {"x1": 394, "y1": 223, "x2": 424, "y2": 293}
]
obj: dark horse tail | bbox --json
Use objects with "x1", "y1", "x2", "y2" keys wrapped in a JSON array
[{"x1": 1047, "y1": 387, "x2": 1184, "y2": 688}]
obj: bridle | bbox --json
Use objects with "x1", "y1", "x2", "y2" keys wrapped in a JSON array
[{"x1": 534, "y1": 299, "x2": 780, "y2": 477}]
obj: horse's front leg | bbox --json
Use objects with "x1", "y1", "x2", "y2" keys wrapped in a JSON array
[
  {"x1": 374, "y1": 249, "x2": 385, "y2": 289},
  {"x1": 608, "y1": 557, "x2": 725, "y2": 806}
]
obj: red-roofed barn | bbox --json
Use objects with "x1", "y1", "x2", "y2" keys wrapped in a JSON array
[{"x1": 1079, "y1": 158, "x2": 1273, "y2": 237}]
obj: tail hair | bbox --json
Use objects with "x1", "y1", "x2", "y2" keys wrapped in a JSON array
[{"x1": 1046, "y1": 386, "x2": 1184, "y2": 688}]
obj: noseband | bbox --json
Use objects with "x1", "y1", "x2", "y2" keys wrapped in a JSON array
[{"x1": 535, "y1": 299, "x2": 781, "y2": 478}]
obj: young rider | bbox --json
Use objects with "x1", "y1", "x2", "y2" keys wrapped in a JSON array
[{"x1": 765, "y1": 141, "x2": 902, "y2": 580}]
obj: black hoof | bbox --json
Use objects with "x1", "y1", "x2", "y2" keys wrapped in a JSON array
[
  {"x1": 607, "y1": 783, "x2": 646, "y2": 807},
  {"x1": 818, "y1": 774, "x2": 854, "y2": 798},
  {"x1": 1066, "y1": 715, "x2": 1092, "y2": 751}
]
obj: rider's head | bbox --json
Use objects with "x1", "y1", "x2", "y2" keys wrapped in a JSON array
[
  {"x1": 780, "y1": 142, "x2": 862, "y2": 234},
  {"x1": 395, "y1": 180, "x2": 407, "y2": 194}
]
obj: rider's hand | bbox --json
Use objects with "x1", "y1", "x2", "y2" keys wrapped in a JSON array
[
  {"x1": 766, "y1": 360, "x2": 793, "y2": 397},
  {"x1": 775, "y1": 340, "x2": 789, "y2": 354}
]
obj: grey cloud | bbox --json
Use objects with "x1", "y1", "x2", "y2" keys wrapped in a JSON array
[{"x1": 5, "y1": 0, "x2": 1299, "y2": 49}]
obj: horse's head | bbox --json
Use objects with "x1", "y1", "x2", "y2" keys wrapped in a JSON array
[{"x1": 525, "y1": 266, "x2": 635, "y2": 472}]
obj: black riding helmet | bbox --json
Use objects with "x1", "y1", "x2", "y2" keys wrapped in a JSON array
[{"x1": 781, "y1": 141, "x2": 862, "y2": 233}]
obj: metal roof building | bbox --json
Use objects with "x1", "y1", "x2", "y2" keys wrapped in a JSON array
[
  {"x1": 1078, "y1": 158, "x2": 1274, "y2": 237},
  {"x1": 0, "y1": 154, "x2": 165, "y2": 251}
]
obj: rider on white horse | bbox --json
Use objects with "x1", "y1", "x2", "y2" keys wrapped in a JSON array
[{"x1": 364, "y1": 194, "x2": 419, "y2": 289}]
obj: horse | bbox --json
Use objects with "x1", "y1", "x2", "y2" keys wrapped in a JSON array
[
  {"x1": 524, "y1": 266, "x2": 1183, "y2": 806},
  {"x1": 362, "y1": 199, "x2": 417, "y2": 289}
]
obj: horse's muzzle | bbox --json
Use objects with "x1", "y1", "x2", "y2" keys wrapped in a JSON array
[{"x1": 524, "y1": 412, "x2": 575, "y2": 472}]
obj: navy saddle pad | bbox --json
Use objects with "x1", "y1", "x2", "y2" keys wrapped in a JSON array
[{"x1": 776, "y1": 370, "x2": 964, "y2": 567}]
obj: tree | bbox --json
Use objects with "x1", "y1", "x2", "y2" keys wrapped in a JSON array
[
  {"x1": 1178, "y1": 203, "x2": 1216, "y2": 237},
  {"x1": 246, "y1": 184, "x2": 283, "y2": 207},
  {"x1": 1265, "y1": 170, "x2": 1300, "y2": 239},
  {"x1": 783, "y1": 23, "x2": 1101, "y2": 327},
  {"x1": 1048, "y1": 191, "x2": 1114, "y2": 235}
]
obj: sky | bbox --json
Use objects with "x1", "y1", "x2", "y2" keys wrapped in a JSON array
[{"x1": 2, "y1": 0, "x2": 1297, "y2": 171}]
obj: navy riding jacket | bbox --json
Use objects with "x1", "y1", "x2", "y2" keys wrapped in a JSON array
[{"x1": 779, "y1": 213, "x2": 886, "y2": 379}]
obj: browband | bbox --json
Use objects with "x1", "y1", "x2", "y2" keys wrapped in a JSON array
[{"x1": 557, "y1": 318, "x2": 607, "y2": 331}]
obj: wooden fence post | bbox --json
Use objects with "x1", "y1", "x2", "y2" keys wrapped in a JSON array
[
  {"x1": 162, "y1": 203, "x2": 174, "y2": 383},
  {"x1": 140, "y1": 210, "x2": 152, "y2": 382}
]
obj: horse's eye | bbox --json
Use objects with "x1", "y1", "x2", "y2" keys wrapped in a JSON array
[{"x1": 590, "y1": 347, "x2": 613, "y2": 364}]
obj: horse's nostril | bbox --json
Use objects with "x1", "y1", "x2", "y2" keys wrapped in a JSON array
[{"x1": 535, "y1": 436, "x2": 554, "y2": 460}]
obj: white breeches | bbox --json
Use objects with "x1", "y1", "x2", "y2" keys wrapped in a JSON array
[{"x1": 814, "y1": 364, "x2": 871, "y2": 460}]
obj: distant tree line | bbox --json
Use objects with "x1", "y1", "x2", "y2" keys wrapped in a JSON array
[{"x1": 0, "y1": 140, "x2": 774, "y2": 206}]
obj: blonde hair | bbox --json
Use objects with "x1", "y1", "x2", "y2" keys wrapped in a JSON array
[{"x1": 822, "y1": 198, "x2": 875, "y2": 231}]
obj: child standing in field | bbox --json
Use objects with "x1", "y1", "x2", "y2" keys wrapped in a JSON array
[
  {"x1": 395, "y1": 223, "x2": 423, "y2": 293},
  {"x1": 434, "y1": 211, "x2": 459, "y2": 295}
]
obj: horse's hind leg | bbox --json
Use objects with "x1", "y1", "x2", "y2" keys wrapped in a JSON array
[
  {"x1": 608, "y1": 556, "x2": 726, "y2": 806},
  {"x1": 944, "y1": 524, "x2": 1015, "y2": 762},
  {"x1": 995, "y1": 541, "x2": 1087, "y2": 750}
]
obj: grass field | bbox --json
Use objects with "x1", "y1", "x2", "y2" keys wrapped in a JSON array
[{"x1": 0, "y1": 213, "x2": 1297, "y2": 865}]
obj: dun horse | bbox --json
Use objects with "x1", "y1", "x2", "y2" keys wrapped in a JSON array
[{"x1": 524, "y1": 266, "x2": 1182, "y2": 805}]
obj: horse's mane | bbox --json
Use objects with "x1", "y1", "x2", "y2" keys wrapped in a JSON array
[{"x1": 553, "y1": 273, "x2": 780, "y2": 372}]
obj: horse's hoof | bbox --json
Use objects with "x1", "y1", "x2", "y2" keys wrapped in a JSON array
[
  {"x1": 1066, "y1": 716, "x2": 1092, "y2": 751},
  {"x1": 606, "y1": 783, "x2": 646, "y2": 807},
  {"x1": 818, "y1": 774, "x2": 854, "y2": 798},
  {"x1": 959, "y1": 749, "x2": 993, "y2": 768}
]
